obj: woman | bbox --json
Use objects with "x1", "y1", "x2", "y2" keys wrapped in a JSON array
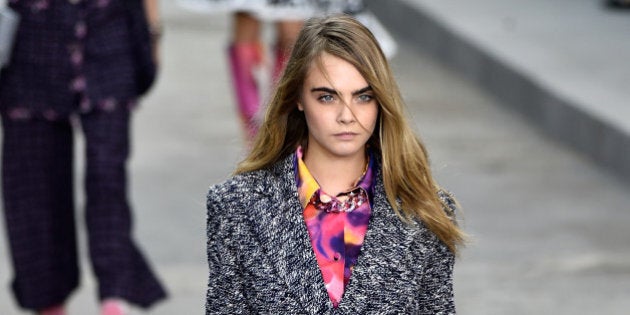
[
  {"x1": 206, "y1": 15, "x2": 465, "y2": 314},
  {"x1": 0, "y1": 1, "x2": 166, "y2": 314}
]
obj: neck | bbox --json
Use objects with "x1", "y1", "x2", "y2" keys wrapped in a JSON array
[{"x1": 303, "y1": 148, "x2": 366, "y2": 196}]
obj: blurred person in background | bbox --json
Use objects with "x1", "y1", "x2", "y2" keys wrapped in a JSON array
[
  {"x1": 0, "y1": 0, "x2": 166, "y2": 314},
  {"x1": 227, "y1": 4, "x2": 307, "y2": 142},
  {"x1": 177, "y1": 0, "x2": 315, "y2": 142},
  {"x1": 205, "y1": 15, "x2": 464, "y2": 313}
]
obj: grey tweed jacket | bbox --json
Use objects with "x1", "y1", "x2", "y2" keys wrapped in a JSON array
[{"x1": 206, "y1": 153, "x2": 457, "y2": 314}]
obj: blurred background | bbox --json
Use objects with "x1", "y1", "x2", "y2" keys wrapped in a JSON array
[{"x1": 1, "y1": 0, "x2": 629, "y2": 314}]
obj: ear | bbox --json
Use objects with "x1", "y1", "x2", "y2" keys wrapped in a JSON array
[{"x1": 297, "y1": 102, "x2": 304, "y2": 111}]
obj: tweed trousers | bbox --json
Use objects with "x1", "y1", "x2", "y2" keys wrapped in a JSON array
[{"x1": 1, "y1": 108, "x2": 166, "y2": 310}]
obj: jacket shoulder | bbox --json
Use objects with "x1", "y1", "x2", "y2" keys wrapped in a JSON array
[
  {"x1": 437, "y1": 189, "x2": 458, "y2": 221},
  {"x1": 206, "y1": 169, "x2": 272, "y2": 214}
]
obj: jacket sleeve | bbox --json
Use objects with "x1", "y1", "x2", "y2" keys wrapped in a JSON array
[
  {"x1": 205, "y1": 188, "x2": 248, "y2": 314},
  {"x1": 419, "y1": 189, "x2": 458, "y2": 314}
]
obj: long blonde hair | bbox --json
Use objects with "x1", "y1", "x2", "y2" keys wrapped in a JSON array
[{"x1": 236, "y1": 15, "x2": 465, "y2": 253}]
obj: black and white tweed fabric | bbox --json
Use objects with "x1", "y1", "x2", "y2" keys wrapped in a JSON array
[{"x1": 206, "y1": 153, "x2": 457, "y2": 314}]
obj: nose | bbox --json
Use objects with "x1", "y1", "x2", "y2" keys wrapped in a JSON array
[{"x1": 337, "y1": 102, "x2": 356, "y2": 124}]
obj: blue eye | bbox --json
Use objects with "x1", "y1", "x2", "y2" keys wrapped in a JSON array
[
  {"x1": 318, "y1": 94, "x2": 335, "y2": 103},
  {"x1": 357, "y1": 94, "x2": 374, "y2": 103}
]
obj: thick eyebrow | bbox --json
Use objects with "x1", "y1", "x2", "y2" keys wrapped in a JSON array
[
  {"x1": 352, "y1": 86, "x2": 373, "y2": 96},
  {"x1": 310, "y1": 87, "x2": 338, "y2": 95},
  {"x1": 309, "y1": 86, "x2": 372, "y2": 96}
]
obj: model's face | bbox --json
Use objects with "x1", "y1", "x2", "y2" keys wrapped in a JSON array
[{"x1": 299, "y1": 53, "x2": 379, "y2": 160}]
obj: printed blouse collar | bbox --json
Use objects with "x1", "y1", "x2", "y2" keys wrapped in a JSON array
[{"x1": 294, "y1": 146, "x2": 375, "y2": 209}]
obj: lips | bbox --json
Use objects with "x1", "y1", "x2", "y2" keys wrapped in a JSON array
[{"x1": 334, "y1": 132, "x2": 358, "y2": 140}]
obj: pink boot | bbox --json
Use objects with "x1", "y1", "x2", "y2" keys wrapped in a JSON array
[
  {"x1": 228, "y1": 42, "x2": 263, "y2": 141},
  {"x1": 39, "y1": 305, "x2": 66, "y2": 315},
  {"x1": 101, "y1": 298, "x2": 128, "y2": 315}
]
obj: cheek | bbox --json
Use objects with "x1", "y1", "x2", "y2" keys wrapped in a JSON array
[
  {"x1": 361, "y1": 106, "x2": 379, "y2": 131},
  {"x1": 303, "y1": 108, "x2": 326, "y2": 131}
]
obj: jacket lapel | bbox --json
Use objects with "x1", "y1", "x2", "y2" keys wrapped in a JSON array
[
  {"x1": 338, "y1": 169, "x2": 424, "y2": 312},
  {"x1": 252, "y1": 154, "x2": 331, "y2": 313},
  {"x1": 252, "y1": 155, "x2": 424, "y2": 312}
]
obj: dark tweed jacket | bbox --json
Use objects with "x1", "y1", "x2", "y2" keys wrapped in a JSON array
[
  {"x1": 206, "y1": 153, "x2": 457, "y2": 314},
  {"x1": 0, "y1": 0, "x2": 142, "y2": 119}
]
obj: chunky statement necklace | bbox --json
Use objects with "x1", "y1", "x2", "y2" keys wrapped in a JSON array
[{"x1": 308, "y1": 187, "x2": 368, "y2": 213}]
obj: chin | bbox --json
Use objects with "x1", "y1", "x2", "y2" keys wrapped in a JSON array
[{"x1": 328, "y1": 144, "x2": 366, "y2": 158}]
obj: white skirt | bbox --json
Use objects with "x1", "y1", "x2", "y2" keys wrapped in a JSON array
[
  {"x1": 176, "y1": 0, "x2": 320, "y2": 21},
  {"x1": 177, "y1": 0, "x2": 397, "y2": 57}
]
